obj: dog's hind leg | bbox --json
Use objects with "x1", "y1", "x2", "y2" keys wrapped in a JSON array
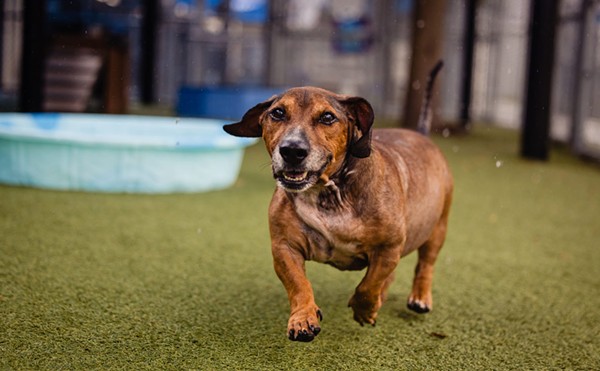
[
  {"x1": 349, "y1": 248, "x2": 401, "y2": 326},
  {"x1": 407, "y1": 204, "x2": 450, "y2": 313}
]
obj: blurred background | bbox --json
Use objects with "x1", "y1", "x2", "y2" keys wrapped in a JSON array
[{"x1": 0, "y1": 0, "x2": 599, "y2": 160}]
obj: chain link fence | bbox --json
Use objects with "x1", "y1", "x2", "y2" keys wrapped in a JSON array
[{"x1": 1, "y1": 0, "x2": 599, "y2": 159}]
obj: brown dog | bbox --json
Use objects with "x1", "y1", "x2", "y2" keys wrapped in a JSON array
[{"x1": 224, "y1": 63, "x2": 452, "y2": 342}]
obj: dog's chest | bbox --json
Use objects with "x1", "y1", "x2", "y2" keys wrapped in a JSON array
[{"x1": 293, "y1": 193, "x2": 367, "y2": 269}]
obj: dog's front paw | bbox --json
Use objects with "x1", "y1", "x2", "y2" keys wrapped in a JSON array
[
  {"x1": 287, "y1": 306, "x2": 323, "y2": 342},
  {"x1": 348, "y1": 292, "x2": 381, "y2": 326}
]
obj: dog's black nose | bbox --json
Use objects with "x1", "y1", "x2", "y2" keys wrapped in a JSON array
[{"x1": 279, "y1": 142, "x2": 308, "y2": 165}]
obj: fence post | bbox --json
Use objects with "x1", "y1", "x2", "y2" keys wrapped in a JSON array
[
  {"x1": 19, "y1": 0, "x2": 47, "y2": 112},
  {"x1": 520, "y1": 0, "x2": 559, "y2": 160},
  {"x1": 141, "y1": 0, "x2": 159, "y2": 104},
  {"x1": 459, "y1": 0, "x2": 476, "y2": 130}
]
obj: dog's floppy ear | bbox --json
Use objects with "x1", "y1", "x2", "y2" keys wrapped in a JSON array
[
  {"x1": 223, "y1": 96, "x2": 277, "y2": 137},
  {"x1": 341, "y1": 97, "x2": 375, "y2": 158}
]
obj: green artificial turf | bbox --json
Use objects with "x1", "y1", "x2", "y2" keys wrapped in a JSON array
[{"x1": 1, "y1": 126, "x2": 599, "y2": 370}]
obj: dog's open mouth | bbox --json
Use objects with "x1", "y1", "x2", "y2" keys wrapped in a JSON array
[
  {"x1": 274, "y1": 157, "x2": 331, "y2": 192},
  {"x1": 276, "y1": 170, "x2": 317, "y2": 191}
]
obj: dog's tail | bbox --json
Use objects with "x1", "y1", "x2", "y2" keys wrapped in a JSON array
[{"x1": 416, "y1": 60, "x2": 444, "y2": 135}]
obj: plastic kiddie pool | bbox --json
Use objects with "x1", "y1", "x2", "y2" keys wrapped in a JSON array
[{"x1": 0, "y1": 113, "x2": 257, "y2": 193}]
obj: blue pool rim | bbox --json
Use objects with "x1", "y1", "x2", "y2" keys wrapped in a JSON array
[{"x1": 0, "y1": 113, "x2": 258, "y2": 194}]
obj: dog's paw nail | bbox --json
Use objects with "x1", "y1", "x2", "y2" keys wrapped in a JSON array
[
  {"x1": 316, "y1": 309, "x2": 323, "y2": 321},
  {"x1": 309, "y1": 324, "x2": 321, "y2": 335},
  {"x1": 288, "y1": 329, "x2": 295, "y2": 340}
]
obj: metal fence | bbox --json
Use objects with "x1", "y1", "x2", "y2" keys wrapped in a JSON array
[
  {"x1": 472, "y1": 0, "x2": 530, "y2": 127},
  {"x1": 472, "y1": 0, "x2": 600, "y2": 158},
  {"x1": 163, "y1": 0, "x2": 464, "y2": 120},
  {"x1": 1, "y1": 0, "x2": 599, "y2": 159},
  {"x1": 551, "y1": 0, "x2": 600, "y2": 157}
]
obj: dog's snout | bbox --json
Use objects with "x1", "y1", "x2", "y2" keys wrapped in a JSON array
[{"x1": 279, "y1": 141, "x2": 309, "y2": 166}]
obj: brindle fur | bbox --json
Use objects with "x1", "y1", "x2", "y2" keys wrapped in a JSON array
[{"x1": 224, "y1": 85, "x2": 452, "y2": 342}]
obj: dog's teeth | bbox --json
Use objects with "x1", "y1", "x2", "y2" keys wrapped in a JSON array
[{"x1": 283, "y1": 172, "x2": 307, "y2": 181}]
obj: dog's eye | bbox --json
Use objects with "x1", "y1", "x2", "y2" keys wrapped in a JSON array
[
  {"x1": 269, "y1": 108, "x2": 286, "y2": 121},
  {"x1": 319, "y1": 112, "x2": 337, "y2": 125}
]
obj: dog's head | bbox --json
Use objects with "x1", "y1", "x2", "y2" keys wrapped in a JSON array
[{"x1": 224, "y1": 87, "x2": 374, "y2": 192}]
